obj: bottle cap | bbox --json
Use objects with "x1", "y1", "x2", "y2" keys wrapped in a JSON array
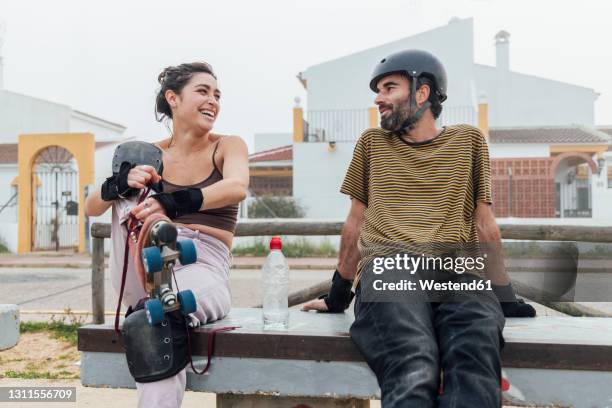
[{"x1": 269, "y1": 236, "x2": 282, "y2": 250}]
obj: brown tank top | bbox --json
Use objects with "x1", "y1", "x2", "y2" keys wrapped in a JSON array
[{"x1": 161, "y1": 141, "x2": 239, "y2": 233}]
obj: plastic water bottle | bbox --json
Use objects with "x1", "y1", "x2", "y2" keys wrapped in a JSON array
[{"x1": 262, "y1": 236, "x2": 289, "y2": 329}]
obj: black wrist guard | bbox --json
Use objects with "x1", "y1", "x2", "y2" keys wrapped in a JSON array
[
  {"x1": 101, "y1": 161, "x2": 138, "y2": 201},
  {"x1": 151, "y1": 188, "x2": 204, "y2": 219},
  {"x1": 492, "y1": 283, "x2": 517, "y2": 302},
  {"x1": 493, "y1": 283, "x2": 536, "y2": 318},
  {"x1": 318, "y1": 270, "x2": 354, "y2": 313}
]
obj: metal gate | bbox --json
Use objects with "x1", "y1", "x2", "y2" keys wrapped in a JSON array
[{"x1": 32, "y1": 146, "x2": 79, "y2": 251}]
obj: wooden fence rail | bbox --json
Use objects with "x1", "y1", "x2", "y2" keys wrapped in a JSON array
[
  {"x1": 90, "y1": 220, "x2": 612, "y2": 323},
  {"x1": 91, "y1": 220, "x2": 612, "y2": 242}
]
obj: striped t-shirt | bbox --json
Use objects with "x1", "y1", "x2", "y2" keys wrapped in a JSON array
[{"x1": 340, "y1": 124, "x2": 492, "y2": 284}]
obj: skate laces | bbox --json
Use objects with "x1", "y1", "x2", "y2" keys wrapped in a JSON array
[
  {"x1": 114, "y1": 188, "x2": 151, "y2": 333},
  {"x1": 169, "y1": 254, "x2": 239, "y2": 375}
]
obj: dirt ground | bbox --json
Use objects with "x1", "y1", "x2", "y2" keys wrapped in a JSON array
[{"x1": 0, "y1": 332, "x2": 80, "y2": 380}]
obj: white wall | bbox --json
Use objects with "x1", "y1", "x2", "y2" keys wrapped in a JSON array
[
  {"x1": 0, "y1": 90, "x2": 70, "y2": 142},
  {"x1": 85, "y1": 143, "x2": 121, "y2": 253},
  {"x1": 489, "y1": 143, "x2": 549, "y2": 158},
  {"x1": 592, "y1": 153, "x2": 612, "y2": 221},
  {"x1": 294, "y1": 140, "x2": 557, "y2": 219},
  {"x1": 293, "y1": 142, "x2": 357, "y2": 219},
  {"x1": 69, "y1": 112, "x2": 125, "y2": 142},
  {"x1": 254, "y1": 133, "x2": 293, "y2": 153},
  {"x1": 0, "y1": 165, "x2": 18, "y2": 250},
  {"x1": 304, "y1": 18, "x2": 476, "y2": 112},
  {"x1": 475, "y1": 65, "x2": 596, "y2": 127},
  {"x1": 0, "y1": 165, "x2": 17, "y2": 223},
  {"x1": 0, "y1": 221, "x2": 18, "y2": 253},
  {"x1": 0, "y1": 91, "x2": 125, "y2": 145}
]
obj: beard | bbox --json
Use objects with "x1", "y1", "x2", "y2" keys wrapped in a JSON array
[{"x1": 380, "y1": 96, "x2": 412, "y2": 132}]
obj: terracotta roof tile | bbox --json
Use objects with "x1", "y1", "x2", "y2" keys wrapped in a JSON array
[
  {"x1": 249, "y1": 145, "x2": 293, "y2": 163},
  {"x1": 489, "y1": 127, "x2": 609, "y2": 144},
  {"x1": 0, "y1": 144, "x2": 18, "y2": 165}
]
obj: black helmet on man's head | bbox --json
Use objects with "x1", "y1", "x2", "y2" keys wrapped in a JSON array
[
  {"x1": 369, "y1": 49, "x2": 448, "y2": 102},
  {"x1": 370, "y1": 49, "x2": 447, "y2": 135}
]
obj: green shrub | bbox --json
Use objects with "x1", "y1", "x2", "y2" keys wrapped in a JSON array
[
  {"x1": 0, "y1": 236, "x2": 10, "y2": 253},
  {"x1": 232, "y1": 237, "x2": 337, "y2": 257},
  {"x1": 247, "y1": 196, "x2": 305, "y2": 218}
]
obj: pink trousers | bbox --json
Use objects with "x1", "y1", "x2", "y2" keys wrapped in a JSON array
[{"x1": 109, "y1": 199, "x2": 232, "y2": 407}]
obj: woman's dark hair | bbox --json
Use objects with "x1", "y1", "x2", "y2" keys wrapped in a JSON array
[{"x1": 155, "y1": 62, "x2": 217, "y2": 122}]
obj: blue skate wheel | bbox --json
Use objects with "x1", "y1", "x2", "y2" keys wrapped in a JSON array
[
  {"x1": 144, "y1": 299, "x2": 164, "y2": 326},
  {"x1": 177, "y1": 239, "x2": 197, "y2": 265},
  {"x1": 177, "y1": 290, "x2": 197, "y2": 315},
  {"x1": 142, "y1": 246, "x2": 163, "y2": 274}
]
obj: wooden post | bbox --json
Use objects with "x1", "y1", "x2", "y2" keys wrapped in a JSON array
[
  {"x1": 253, "y1": 279, "x2": 332, "y2": 308},
  {"x1": 91, "y1": 236, "x2": 105, "y2": 324},
  {"x1": 478, "y1": 100, "x2": 489, "y2": 141},
  {"x1": 368, "y1": 106, "x2": 378, "y2": 128},
  {"x1": 293, "y1": 97, "x2": 304, "y2": 143}
]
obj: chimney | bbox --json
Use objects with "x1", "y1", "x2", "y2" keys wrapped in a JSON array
[{"x1": 495, "y1": 30, "x2": 510, "y2": 71}]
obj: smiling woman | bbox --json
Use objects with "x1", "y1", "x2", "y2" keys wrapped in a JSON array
[
  {"x1": 83, "y1": 61, "x2": 249, "y2": 408},
  {"x1": 155, "y1": 62, "x2": 220, "y2": 126}
]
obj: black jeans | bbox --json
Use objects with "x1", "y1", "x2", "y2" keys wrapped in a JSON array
[{"x1": 350, "y1": 263, "x2": 505, "y2": 408}]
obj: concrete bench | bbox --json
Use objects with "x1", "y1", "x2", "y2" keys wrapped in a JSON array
[{"x1": 78, "y1": 308, "x2": 612, "y2": 408}]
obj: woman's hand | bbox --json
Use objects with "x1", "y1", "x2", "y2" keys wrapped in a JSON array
[
  {"x1": 127, "y1": 165, "x2": 162, "y2": 189},
  {"x1": 131, "y1": 197, "x2": 166, "y2": 221}
]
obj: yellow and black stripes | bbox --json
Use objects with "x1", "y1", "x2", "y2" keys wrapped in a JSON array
[{"x1": 340, "y1": 124, "x2": 492, "y2": 283}]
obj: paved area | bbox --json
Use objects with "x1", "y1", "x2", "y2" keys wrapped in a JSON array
[
  {"x1": 0, "y1": 253, "x2": 608, "y2": 407},
  {"x1": 0, "y1": 253, "x2": 338, "y2": 270},
  {"x1": 0, "y1": 266, "x2": 333, "y2": 322},
  {"x1": 0, "y1": 378, "x2": 217, "y2": 408},
  {"x1": 1, "y1": 263, "x2": 610, "y2": 321}
]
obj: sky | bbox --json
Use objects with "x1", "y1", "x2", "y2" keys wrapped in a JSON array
[{"x1": 1, "y1": 0, "x2": 611, "y2": 152}]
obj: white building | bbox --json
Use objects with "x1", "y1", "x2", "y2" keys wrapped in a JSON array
[
  {"x1": 0, "y1": 29, "x2": 126, "y2": 252},
  {"x1": 252, "y1": 18, "x2": 610, "y2": 222}
]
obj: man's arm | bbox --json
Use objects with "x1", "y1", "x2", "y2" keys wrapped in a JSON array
[
  {"x1": 475, "y1": 201, "x2": 536, "y2": 317},
  {"x1": 337, "y1": 198, "x2": 366, "y2": 280},
  {"x1": 474, "y1": 201, "x2": 509, "y2": 285},
  {"x1": 302, "y1": 198, "x2": 365, "y2": 312}
]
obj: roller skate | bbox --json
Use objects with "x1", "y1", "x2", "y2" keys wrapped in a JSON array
[{"x1": 133, "y1": 213, "x2": 198, "y2": 326}]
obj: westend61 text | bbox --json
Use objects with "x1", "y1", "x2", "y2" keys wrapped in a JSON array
[{"x1": 372, "y1": 279, "x2": 493, "y2": 292}]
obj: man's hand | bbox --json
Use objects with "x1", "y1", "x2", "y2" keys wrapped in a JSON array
[
  {"x1": 500, "y1": 299, "x2": 536, "y2": 318},
  {"x1": 301, "y1": 298, "x2": 329, "y2": 312},
  {"x1": 493, "y1": 283, "x2": 536, "y2": 318},
  {"x1": 301, "y1": 270, "x2": 354, "y2": 313}
]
